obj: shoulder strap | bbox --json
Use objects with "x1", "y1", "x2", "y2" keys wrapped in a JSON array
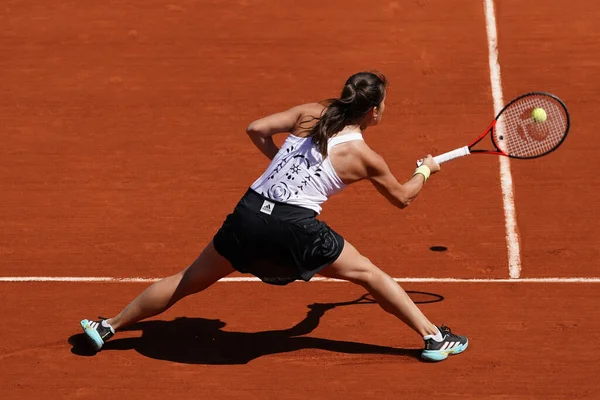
[{"x1": 327, "y1": 133, "x2": 364, "y2": 151}]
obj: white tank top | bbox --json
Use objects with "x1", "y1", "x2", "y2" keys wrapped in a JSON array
[{"x1": 250, "y1": 133, "x2": 364, "y2": 214}]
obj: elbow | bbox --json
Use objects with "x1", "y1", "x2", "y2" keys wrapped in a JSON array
[
  {"x1": 390, "y1": 194, "x2": 410, "y2": 209},
  {"x1": 393, "y1": 183, "x2": 422, "y2": 209},
  {"x1": 397, "y1": 198, "x2": 411, "y2": 209},
  {"x1": 246, "y1": 122, "x2": 258, "y2": 135},
  {"x1": 246, "y1": 121, "x2": 265, "y2": 137},
  {"x1": 394, "y1": 191, "x2": 414, "y2": 209}
]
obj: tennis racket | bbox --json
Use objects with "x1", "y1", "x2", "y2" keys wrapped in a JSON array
[{"x1": 417, "y1": 92, "x2": 570, "y2": 166}]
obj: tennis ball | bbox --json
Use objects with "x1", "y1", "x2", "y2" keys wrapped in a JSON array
[{"x1": 532, "y1": 107, "x2": 547, "y2": 122}]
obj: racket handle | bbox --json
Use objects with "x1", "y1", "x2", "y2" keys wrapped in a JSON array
[{"x1": 416, "y1": 146, "x2": 471, "y2": 166}]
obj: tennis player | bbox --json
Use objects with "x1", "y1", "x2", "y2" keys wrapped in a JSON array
[{"x1": 80, "y1": 71, "x2": 468, "y2": 362}]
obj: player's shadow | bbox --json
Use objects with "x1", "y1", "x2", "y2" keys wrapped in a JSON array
[{"x1": 68, "y1": 291, "x2": 443, "y2": 364}]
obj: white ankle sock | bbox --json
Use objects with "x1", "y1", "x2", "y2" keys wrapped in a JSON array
[
  {"x1": 101, "y1": 320, "x2": 114, "y2": 330},
  {"x1": 423, "y1": 326, "x2": 444, "y2": 342}
]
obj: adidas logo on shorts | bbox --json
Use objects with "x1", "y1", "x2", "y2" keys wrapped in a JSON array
[{"x1": 260, "y1": 200, "x2": 275, "y2": 215}]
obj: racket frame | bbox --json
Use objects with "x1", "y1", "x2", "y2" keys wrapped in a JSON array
[
  {"x1": 419, "y1": 92, "x2": 570, "y2": 166},
  {"x1": 489, "y1": 91, "x2": 571, "y2": 160}
]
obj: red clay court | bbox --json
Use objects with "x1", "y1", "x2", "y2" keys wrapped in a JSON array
[{"x1": 2, "y1": 0, "x2": 600, "y2": 398}]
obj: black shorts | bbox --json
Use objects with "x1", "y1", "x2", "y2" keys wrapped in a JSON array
[{"x1": 213, "y1": 189, "x2": 345, "y2": 286}]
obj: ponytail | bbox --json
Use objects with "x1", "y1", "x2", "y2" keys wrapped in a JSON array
[{"x1": 307, "y1": 72, "x2": 387, "y2": 156}]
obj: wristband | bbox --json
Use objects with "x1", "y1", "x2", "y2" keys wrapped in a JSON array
[{"x1": 413, "y1": 165, "x2": 431, "y2": 182}]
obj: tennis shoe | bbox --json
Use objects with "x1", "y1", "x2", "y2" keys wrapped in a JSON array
[
  {"x1": 80, "y1": 318, "x2": 115, "y2": 351},
  {"x1": 421, "y1": 325, "x2": 468, "y2": 362}
]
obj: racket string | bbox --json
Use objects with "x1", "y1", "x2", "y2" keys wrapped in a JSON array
[{"x1": 495, "y1": 95, "x2": 568, "y2": 158}]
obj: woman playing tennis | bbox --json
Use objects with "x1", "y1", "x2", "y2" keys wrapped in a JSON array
[{"x1": 80, "y1": 71, "x2": 468, "y2": 362}]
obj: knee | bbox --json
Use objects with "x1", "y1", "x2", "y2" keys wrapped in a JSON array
[{"x1": 345, "y1": 257, "x2": 378, "y2": 286}]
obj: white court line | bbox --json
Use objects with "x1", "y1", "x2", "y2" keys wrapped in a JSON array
[
  {"x1": 484, "y1": 0, "x2": 522, "y2": 279},
  {"x1": 1, "y1": 276, "x2": 600, "y2": 283}
]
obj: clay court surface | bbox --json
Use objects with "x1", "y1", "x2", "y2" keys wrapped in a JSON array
[{"x1": 2, "y1": 0, "x2": 600, "y2": 398}]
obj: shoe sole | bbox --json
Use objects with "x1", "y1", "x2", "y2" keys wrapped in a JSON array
[
  {"x1": 421, "y1": 339, "x2": 469, "y2": 362},
  {"x1": 80, "y1": 319, "x2": 104, "y2": 351}
]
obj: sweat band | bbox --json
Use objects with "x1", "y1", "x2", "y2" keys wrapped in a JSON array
[{"x1": 413, "y1": 165, "x2": 431, "y2": 182}]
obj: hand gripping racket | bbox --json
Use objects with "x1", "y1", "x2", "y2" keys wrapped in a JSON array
[{"x1": 417, "y1": 92, "x2": 570, "y2": 166}]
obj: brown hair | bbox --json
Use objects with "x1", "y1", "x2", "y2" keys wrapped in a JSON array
[{"x1": 307, "y1": 71, "x2": 387, "y2": 156}]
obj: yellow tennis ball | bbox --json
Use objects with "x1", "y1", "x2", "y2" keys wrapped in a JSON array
[{"x1": 532, "y1": 107, "x2": 547, "y2": 122}]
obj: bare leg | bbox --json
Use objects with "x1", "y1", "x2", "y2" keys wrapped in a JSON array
[
  {"x1": 106, "y1": 241, "x2": 235, "y2": 331},
  {"x1": 319, "y1": 240, "x2": 438, "y2": 337}
]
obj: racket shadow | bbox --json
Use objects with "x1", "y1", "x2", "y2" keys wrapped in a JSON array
[{"x1": 68, "y1": 291, "x2": 443, "y2": 364}]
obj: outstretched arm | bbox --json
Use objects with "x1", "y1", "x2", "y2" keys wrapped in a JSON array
[
  {"x1": 337, "y1": 142, "x2": 441, "y2": 209},
  {"x1": 365, "y1": 150, "x2": 440, "y2": 209}
]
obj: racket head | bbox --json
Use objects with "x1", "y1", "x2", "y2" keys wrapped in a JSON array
[{"x1": 491, "y1": 92, "x2": 570, "y2": 159}]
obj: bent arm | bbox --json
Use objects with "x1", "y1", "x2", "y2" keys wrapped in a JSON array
[{"x1": 246, "y1": 103, "x2": 322, "y2": 160}]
